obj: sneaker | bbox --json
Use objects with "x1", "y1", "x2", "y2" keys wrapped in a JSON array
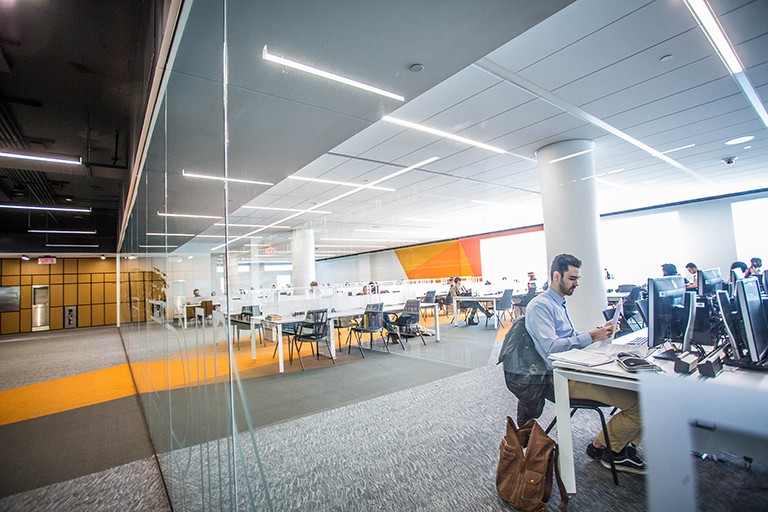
[
  {"x1": 600, "y1": 447, "x2": 646, "y2": 475},
  {"x1": 467, "y1": 319, "x2": 479, "y2": 325},
  {"x1": 586, "y1": 442, "x2": 604, "y2": 460}
]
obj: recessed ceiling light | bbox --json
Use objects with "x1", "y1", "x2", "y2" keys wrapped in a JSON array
[
  {"x1": 382, "y1": 116, "x2": 513, "y2": 157},
  {"x1": 548, "y1": 148, "x2": 594, "y2": 164},
  {"x1": 744, "y1": 145, "x2": 752, "y2": 150},
  {"x1": 139, "y1": 245, "x2": 178, "y2": 248},
  {"x1": 724, "y1": 135, "x2": 754, "y2": 145},
  {"x1": 46, "y1": 244, "x2": 99, "y2": 248},
  {"x1": 262, "y1": 46, "x2": 404, "y2": 101},
  {"x1": 29, "y1": 229, "x2": 97, "y2": 235},
  {"x1": 157, "y1": 211, "x2": 222, "y2": 219},
  {"x1": 660, "y1": 144, "x2": 696, "y2": 154},
  {"x1": 242, "y1": 206, "x2": 332, "y2": 214},
  {"x1": 287, "y1": 176, "x2": 395, "y2": 192},
  {"x1": 320, "y1": 237, "x2": 416, "y2": 243},
  {"x1": 215, "y1": 222, "x2": 289, "y2": 229},
  {"x1": 659, "y1": 54, "x2": 673, "y2": 63},
  {"x1": 683, "y1": 0, "x2": 742, "y2": 73}
]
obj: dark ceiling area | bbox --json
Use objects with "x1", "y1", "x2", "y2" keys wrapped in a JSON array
[{"x1": 0, "y1": 1, "x2": 155, "y2": 255}]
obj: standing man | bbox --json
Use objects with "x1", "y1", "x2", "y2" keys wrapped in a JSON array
[{"x1": 525, "y1": 253, "x2": 645, "y2": 474}]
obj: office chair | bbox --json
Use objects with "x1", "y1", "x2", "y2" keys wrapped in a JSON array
[
  {"x1": 488, "y1": 289, "x2": 514, "y2": 328},
  {"x1": 622, "y1": 286, "x2": 643, "y2": 329},
  {"x1": 291, "y1": 309, "x2": 333, "y2": 371}
]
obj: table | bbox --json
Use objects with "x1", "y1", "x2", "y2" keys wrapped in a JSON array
[
  {"x1": 552, "y1": 334, "x2": 767, "y2": 497},
  {"x1": 606, "y1": 291, "x2": 630, "y2": 304},
  {"x1": 451, "y1": 295, "x2": 502, "y2": 328}
]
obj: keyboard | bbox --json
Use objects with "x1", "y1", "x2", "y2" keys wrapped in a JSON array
[{"x1": 624, "y1": 336, "x2": 648, "y2": 346}]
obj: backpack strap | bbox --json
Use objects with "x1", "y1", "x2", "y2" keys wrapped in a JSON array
[{"x1": 552, "y1": 444, "x2": 569, "y2": 511}]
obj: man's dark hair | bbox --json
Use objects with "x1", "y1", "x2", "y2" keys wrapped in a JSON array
[
  {"x1": 550, "y1": 253, "x2": 582, "y2": 279},
  {"x1": 661, "y1": 263, "x2": 677, "y2": 276},
  {"x1": 685, "y1": 262, "x2": 697, "y2": 270},
  {"x1": 751, "y1": 257, "x2": 762, "y2": 268}
]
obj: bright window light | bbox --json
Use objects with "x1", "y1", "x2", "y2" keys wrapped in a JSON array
[
  {"x1": 262, "y1": 46, "x2": 404, "y2": 101},
  {"x1": 0, "y1": 204, "x2": 91, "y2": 213},
  {"x1": 182, "y1": 169, "x2": 273, "y2": 186},
  {"x1": 287, "y1": 176, "x2": 395, "y2": 191},
  {"x1": 0, "y1": 150, "x2": 82, "y2": 166}
]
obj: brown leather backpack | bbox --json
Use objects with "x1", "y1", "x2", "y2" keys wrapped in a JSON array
[{"x1": 496, "y1": 416, "x2": 568, "y2": 512}]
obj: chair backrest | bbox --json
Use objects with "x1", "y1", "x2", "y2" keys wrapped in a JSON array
[
  {"x1": 498, "y1": 289, "x2": 514, "y2": 309},
  {"x1": 403, "y1": 299, "x2": 420, "y2": 313},
  {"x1": 635, "y1": 299, "x2": 649, "y2": 326},
  {"x1": 305, "y1": 309, "x2": 327, "y2": 324},
  {"x1": 301, "y1": 309, "x2": 328, "y2": 338},
  {"x1": 625, "y1": 286, "x2": 642, "y2": 303},
  {"x1": 424, "y1": 290, "x2": 436, "y2": 303},
  {"x1": 520, "y1": 287, "x2": 536, "y2": 306},
  {"x1": 365, "y1": 302, "x2": 384, "y2": 312},
  {"x1": 201, "y1": 300, "x2": 214, "y2": 315},
  {"x1": 616, "y1": 284, "x2": 635, "y2": 293},
  {"x1": 362, "y1": 310, "x2": 384, "y2": 330}
]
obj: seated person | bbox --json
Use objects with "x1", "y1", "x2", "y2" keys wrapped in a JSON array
[
  {"x1": 661, "y1": 263, "x2": 678, "y2": 276},
  {"x1": 526, "y1": 253, "x2": 645, "y2": 474},
  {"x1": 745, "y1": 257, "x2": 763, "y2": 278},
  {"x1": 189, "y1": 288, "x2": 203, "y2": 304},
  {"x1": 684, "y1": 262, "x2": 698, "y2": 290},
  {"x1": 450, "y1": 277, "x2": 491, "y2": 325}
]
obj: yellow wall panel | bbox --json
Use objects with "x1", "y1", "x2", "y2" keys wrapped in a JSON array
[
  {"x1": 1, "y1": 312, "x2": 19, "y2": 334},
  {"x1": 64, "y1": 274, "x2": 77, "y2": 284},
  {"x1": 91, "y1": 283, "x2": 104, "y2": 303},
  {"x1": 120, "y1": 303, "x2": 131, "y2": 323},
  {"x1": 64, "y1": 259, "x2": 78, "y2": 274},
  {"x1": 20, "y1": 275, "x2": 32, "y2": 285},
  {"x1": 78, "y1": 305, "x2": 91, "y2": 327},
  {"x1": 78, "y1": 274, "x2": 91, "y2": 283},
  {"x1": 32, "y1": 275, "x2": 49, "y2": 285},
  {"x1": 91, "y1": 304, "x2": 105, "y2": 326},
  {"x1": 20, "y1": 286, "x2": 32, "y2": 309},
  {"x1": 105, "y1": 304, "x2": 117, "y2": 325},
  {"x1": 104, "y1": 282, "x2": 117, "y2": 303},
  {"x1": 2, "y1": 259, "x2": 20, "y2": 275},
  {"x1": 20, "y1": 309, "x2": 31, "y2": 332},
  {"x1": 79, "y1": 258, "x2": 114, "y2": 273},
  {"x1": 22, "y1": 260, "x2": 49, "y2": 275},
  {"x1": 92, "y1": 273, "x2": 104, "y2": 283},
  {"x1": 50, "y1": 307, "x2": 63, "y2": 330},
  {"x1": 1, "y1": 276, "x2": 20, "y2": 286},
  {"x1": 63, "y1": 284, "x2": 77, "y2": 305},
  {"x1": 50, "y1": 274, "x2": 63, "y2": 284},
  {"x1": 78, "y1": 283, "x2": 91, "y2": 305},
  {"x1": 49, "y1": 259, "x2": 64, "y2": 274},
  {"x1": 104, "y1": 273, "x2": 116, "y2": 283},
  {"x1": 50, "y1": 285, "x2": 63, "y2": 307}
]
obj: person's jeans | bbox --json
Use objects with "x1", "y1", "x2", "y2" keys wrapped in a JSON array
[{"x1": 467, "y1": 302, "x2": 490, "y2": 321}]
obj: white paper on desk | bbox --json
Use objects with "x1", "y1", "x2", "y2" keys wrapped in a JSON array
[
  {"x1": 585, "y1": 341, "x2": 650, "y2": 358},
  {"x1": 548, "y1": 349, "x2": 614, "y2": 367}
]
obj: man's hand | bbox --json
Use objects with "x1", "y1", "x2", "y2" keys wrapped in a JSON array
[{"x1": 589, "y1": 321, "x2": 615, "y2": 342}]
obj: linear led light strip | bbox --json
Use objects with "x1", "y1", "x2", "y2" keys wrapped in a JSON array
[
  {"x1": 0, "y1": 150, "x2": 82, "y2": 166},
  {"x1": 181, "y1": 169, "x2": 273, "y2": 186},
  {"x1": 287, "y1": 176, "x2": 395, "y2": 192},
  {"x1": 381, "y1": 116, "x2": 536, "y2": 163},
  {"x1": 262, "y1": 46, "x2": 404, "y2": 102},
  {"x1": 242, "y1": 206, "x2": 333, "y2": 214},
  {"x1": 212, "y1": 156, "x2": 439, "y2": 251},
  {"x1": 158, "y1": 211, "x2": 222, "y2": 220},
  {"x1": 683, "y1": 0, "x2": 768, "y2": 127},
  {"x1": 0, "y1": 204, "x2": 91, "y2": 213},
  {"x1": 29, "y1": 229, "x2": 96, "y2": 234},
  {"x1": 46, "y1": 244, "x2": 99, "y2": 248},
  {"x1": 215, "y1": 222, "x2": 289, "y2": 229},
  {"x1": 473, "y1": 58, "x2": 711, "y2": 183}
]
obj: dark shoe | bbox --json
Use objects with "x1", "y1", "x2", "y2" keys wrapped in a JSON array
[
  {"x1": 626, "y1": 443, "x2": 637, "y2": 458},
  {"x1": 601, "y1": 447, "x2": 646, "y2": 475},
  {"x1": 467, "y1": 319, "x2": 479, "y2": 325},
  {"x1": 485, "y1": 311, "x2": 494, "y2": 318},
  {"x1": 586, "y1": 443, "x2": 604, "y2": 460}
]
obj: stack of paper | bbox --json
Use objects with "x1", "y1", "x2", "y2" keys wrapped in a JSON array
[{"x1": 548, "y1": 349, "x2": 614, "y2": 367}]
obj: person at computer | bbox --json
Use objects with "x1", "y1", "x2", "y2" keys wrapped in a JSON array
[
  {"x1": 450, "y1": 277, "x2": 491, "y2": 325},
  {"x1": 526, "y1": 253, "x2": 645, "y2": 474},
  {"x1": 661, "y1": 263, "x2": 678, "y2": 276},
  {"x1": 745, "y1": 257, "x2": 763, "y2": 278},
  {"x1": 684, "y1": 262, "x2": 698, "y2": 291}
]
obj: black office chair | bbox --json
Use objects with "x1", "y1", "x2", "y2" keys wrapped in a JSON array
[
  {"x1": 544, "y1": 391, "x2": 620, "y2": 486},
  {"x1": 616, "y1": 284, "x2": 636, "y2": 293},
  {"x1": 635, "y1": 299, "x2": 649, "y2": 327},
  {"x1": 390, "y1": 299, "x2": 426, "y2": 347},
  {"x1": 421, "y1": 290, "x2": 437, "y2": 321},
  {"x1": 291, "y1": 309, "x2": 333, "y2": 371},
  {"x1": 348, "y1": 303, "x2": 387, "y2": 355},
  {"x1": 488, "y1": 289, "x2": 514, "y2": 328},
  {"x1": 513, "y1": 286, "x2": 536, "y2": 318},
  {"x1": 622, "y1": 286, "x2": 643, "y2": 329}
]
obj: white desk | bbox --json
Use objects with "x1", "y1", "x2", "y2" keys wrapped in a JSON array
[
  {"x1": 451, "y1": 295, "x2": 502, "y2": 328},
  {"x1": 553, "y1": 336, "x2": 767, "y2": 497}
]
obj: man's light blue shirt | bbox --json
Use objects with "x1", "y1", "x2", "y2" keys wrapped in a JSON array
[{"x1": 525, "y1": 288, "x2": 593, "y2": 369}]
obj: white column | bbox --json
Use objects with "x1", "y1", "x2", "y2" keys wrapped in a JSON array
[
  {"x1": 537, "y1": 139, "x2": 606, "y2": 329},
  {"x1": 291, "y1": 228, "x2": 316, "y2": 294}
]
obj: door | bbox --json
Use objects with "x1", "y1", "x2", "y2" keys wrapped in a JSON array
[{"x1": 32, "y1": 285, "x2": 50, "y2": 331}]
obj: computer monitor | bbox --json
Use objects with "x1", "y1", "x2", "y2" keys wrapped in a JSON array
[
  {"x1": 648, "y1": 275, "x2": 687, "y2": 347},
  {"x1": 731, "y1": 267, "x2": 745, "y2": 282},
  {"x1": 735, "y1": 277, "x2": 768, "y2": 363},
  {"x1": 697, "y1": 267, "x2": 723, "y2": 297},
  {"x1": 716, "y1": 290, "x2": 745, "y2": 359}
]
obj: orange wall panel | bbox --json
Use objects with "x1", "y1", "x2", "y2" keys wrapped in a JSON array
[
  {"x1": 91, "y1": 304, "x2": 105, "y2": 326},
  {"x1": 50, "y1": 307, "x2": 64, "y2": 330},
  {"x1": 78, "y1": 305, "x2": 91, "y2": 327},
  {"x1": 77, "y1": 283, "x2": 91, "y2": 305},
  {"x1": 0, "y1": 312, "x2": 19, "y2": 334},
  {"x1": 20, "y1": 309, "x2": 31, "y2": 332},
  {"x1": 2, "y1": 259, "x2": 20, "y2": 275}
]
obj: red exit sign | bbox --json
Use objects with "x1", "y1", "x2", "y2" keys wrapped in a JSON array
[{"x1": 38, "y1": 257, "x2": 57, "y2": 265}]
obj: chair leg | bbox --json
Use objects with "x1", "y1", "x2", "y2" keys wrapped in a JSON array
[
  {"x1": 324, "y1": 340, "x2": 336, "y2": 364},
  {"x1": 545, "y1": 408, "x2": 578, "y2": 435},
  {"x1": 294, "y1": 340, "x2": 305, "y2": 371},
  {"x1": 592, "y1": 407, "x2": 619, "y2": 485}
]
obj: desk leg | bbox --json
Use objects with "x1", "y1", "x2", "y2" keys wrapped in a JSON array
[
  {"x1": 492, "y1": 300, "x2": 498, "y2": 329},
  {"x1": 329, "y1": 318, "x2": 336, "y2": 359},
  {"x1": 250, "y1": 320, "x2": 257, "y2": 361},
  {"x1": 277, "y1": 324, "x2": 284, "y2": 373},
  {"x1": 433, "y1": 305, "x2": 440, "y2": 341},
  {"x1": 553, "y1": 370, "x2": 576, "y2": 493}
]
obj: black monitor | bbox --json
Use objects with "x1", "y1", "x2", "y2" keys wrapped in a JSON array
[
  {"x1": 697, "y1": 267, "x2": 723, "y2": 297},
  {"x1": 716, "y1": 290, "x2": 745, "y2": 359},
  {"x1": 731, "y1": 267, "x2": 745, "y2": 282},
  {"x1": 648, "y1": 276, "x2": 687, "y2": 348},
  {"x1": 735, "y1": 277, "x2": 768, "y2": 363}
]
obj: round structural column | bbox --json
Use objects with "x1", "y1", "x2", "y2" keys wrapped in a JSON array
[
  {"x1": 537, "y1": 139, "x2": 606, "y2": 329},
  {"x1": 291, "y1": 228, "x2": 316, "y2": 294}
]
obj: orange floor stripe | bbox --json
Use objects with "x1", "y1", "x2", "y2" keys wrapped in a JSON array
[{"x1": 0, "y1": 312, "x2": 474, "y2": 426}]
